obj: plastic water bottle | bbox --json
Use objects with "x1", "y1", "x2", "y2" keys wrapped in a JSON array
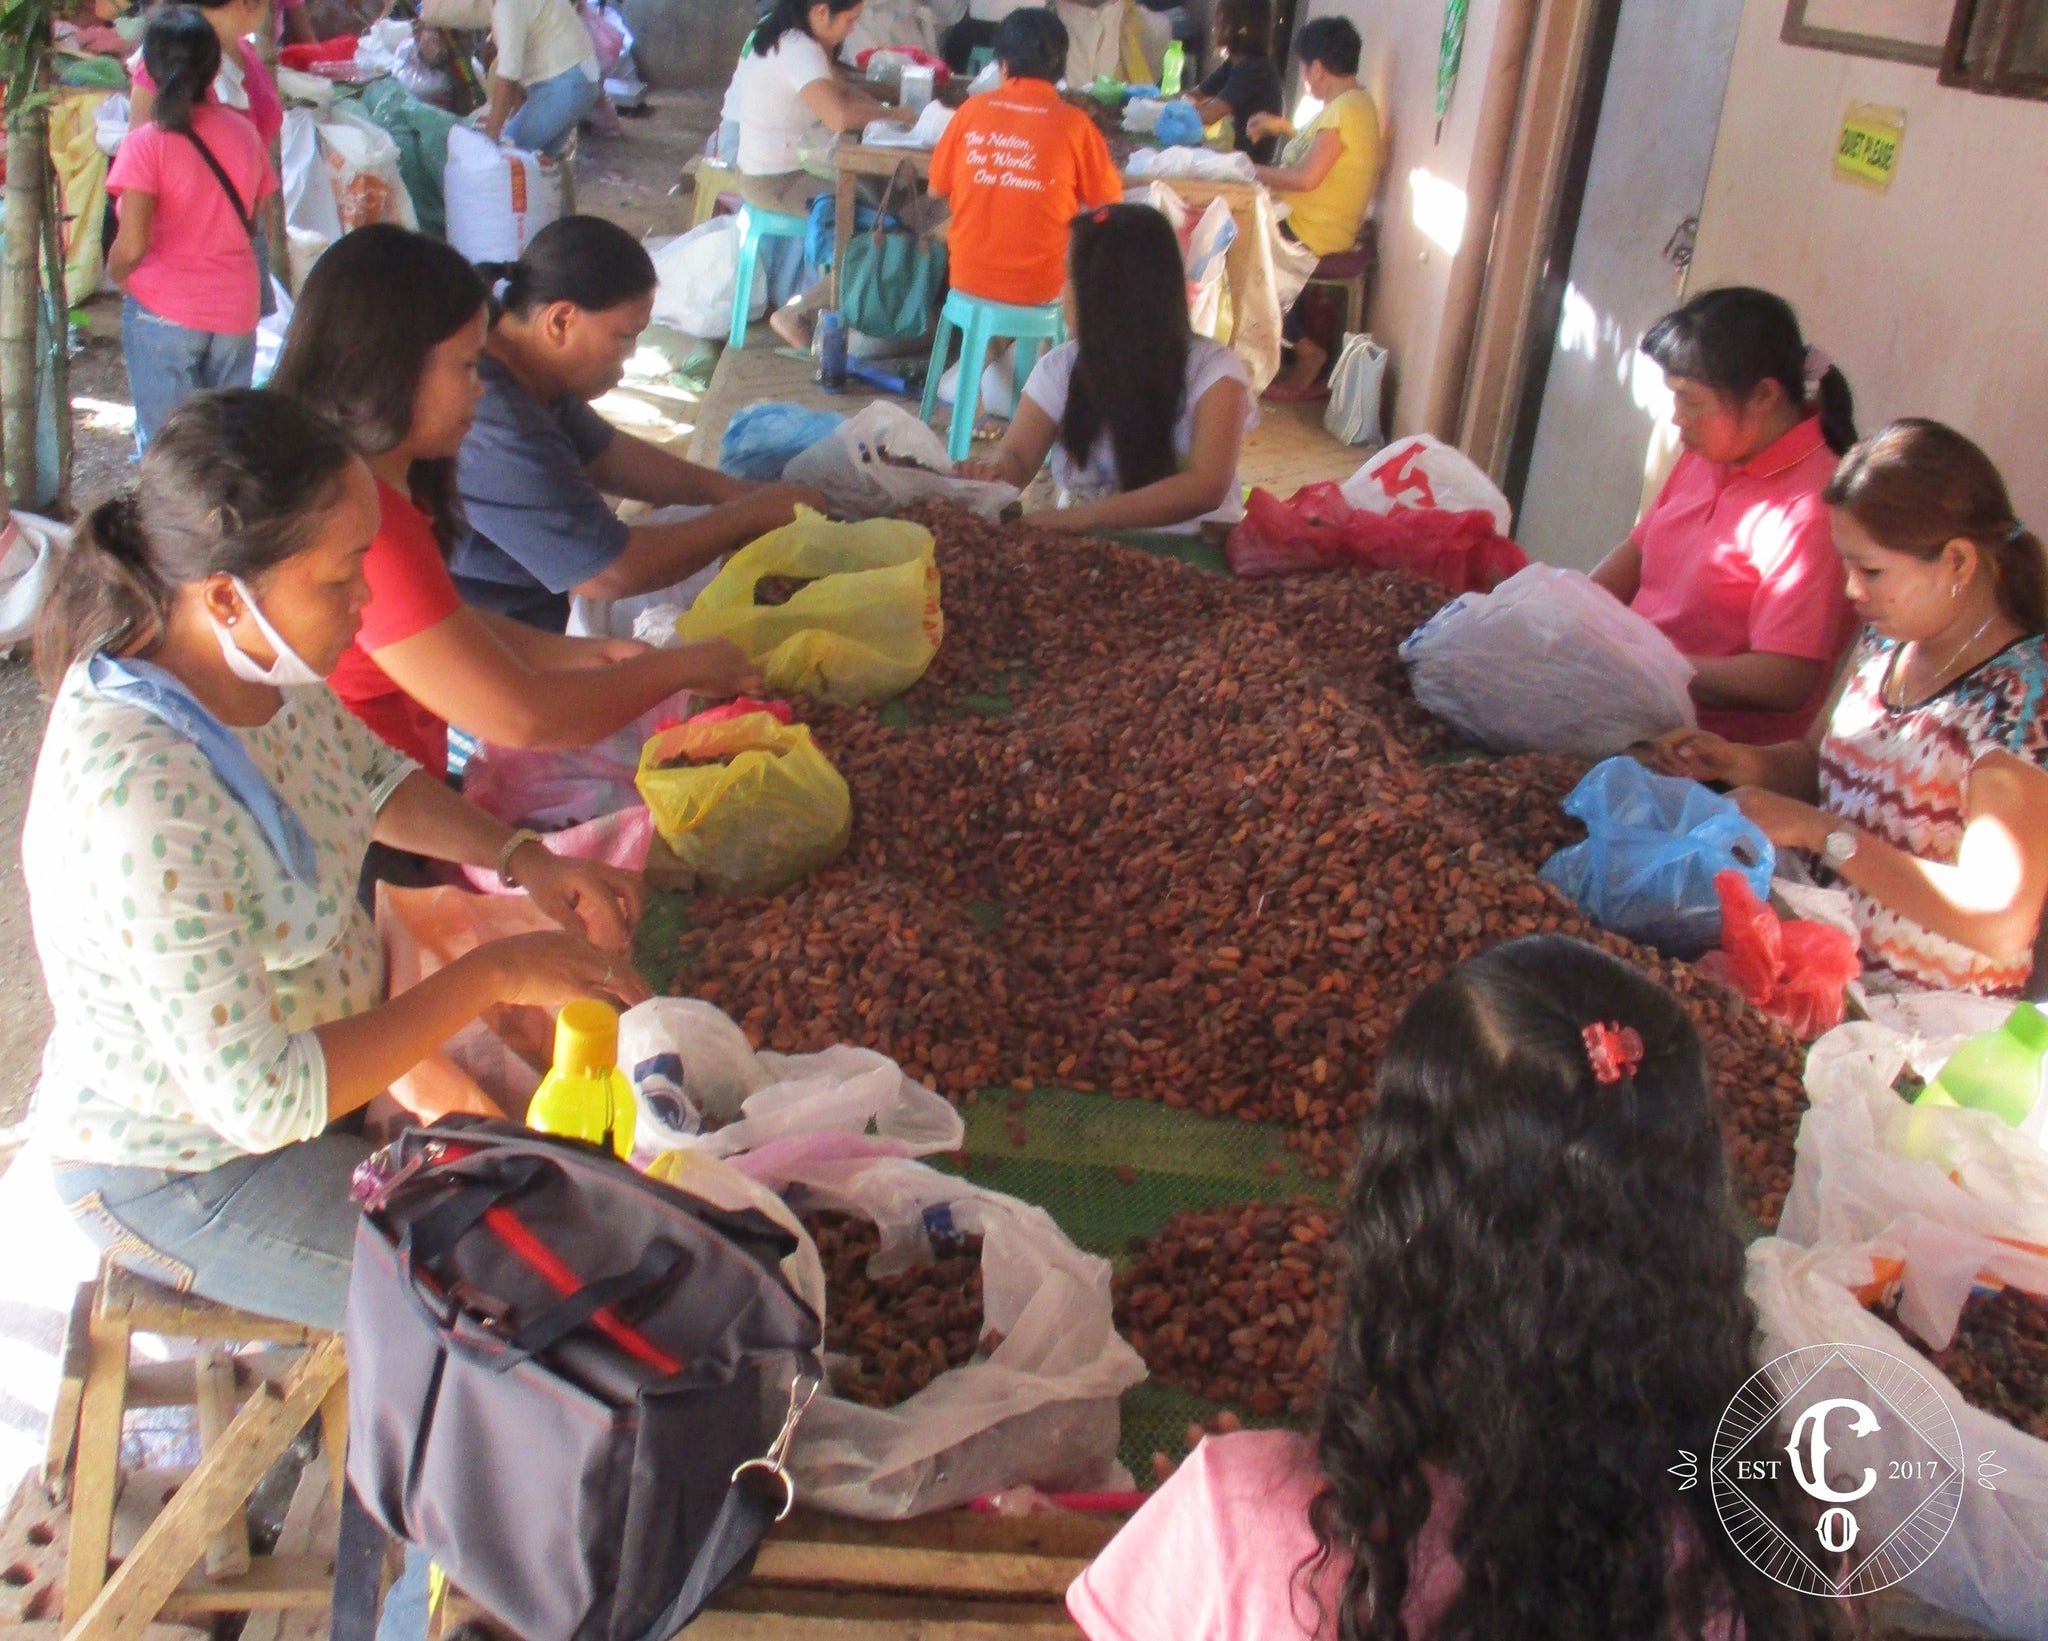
[
  {"x1": 817, "y1": 310, "x2": 848, "y2": 393},
  {"x1": 1915, "y1": 1001, "x2": 2048, "y2": 1128},
  {"x1": 529, "y1": 999, "x2": 638, "y2": 1158},
  {"x1": 1161, "y1": 41, "x2": 1184, "y2": 97}
]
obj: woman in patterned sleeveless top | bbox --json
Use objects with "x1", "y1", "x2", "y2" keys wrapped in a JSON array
[{"x1": 1654, "y1": 420, "x2": 2048, "y2": 996}]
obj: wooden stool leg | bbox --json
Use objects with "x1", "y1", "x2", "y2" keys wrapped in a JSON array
[
  {"x1": 62, "y1": 1289, "x2": 133, "y2": 1628},
  {"x1": 65, "y1": 1336, "x2": 348, "y2": 1641},
  {"x1": 318, "y1": 1377, "x2": 350, "y2": 1515},
  {"x1": 43, "y1": 1282, "x2": 96, "y2": 1498},
  {"x1": 194, "y1": 1350, "x2": 252, "y2": 1580}
]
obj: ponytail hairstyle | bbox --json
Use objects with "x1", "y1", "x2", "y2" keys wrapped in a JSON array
[
  {"x1": 475, "y1": 214, "x2": 658, "y2": 321},
  {"x1": 752, "y1": 0, "x2": 861, "y2": 57},
  {"x1": 35, "y1": 392, "x2": 359, "y2": 692},
  {"x1": 1641, "y1": 286, "x2": 1858, "y2": 455},
  {"x1": 1824, "y1": 418, "x2": 2047, "y2": 636},
  {"x1": 1061, "y1": 204, "x2": 1192, "y2": 495},
  {"x1": 271, "y1": 224, "x2": 488, "y2": 555},
  {"x1": 142, "y1": 4, "x2": 223, "y2": 135},
  {"x1": 1308, "y1": 936, "x2": 1834, "y2": 1641}
]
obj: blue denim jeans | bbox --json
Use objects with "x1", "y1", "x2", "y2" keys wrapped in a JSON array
[
  {"x1": 122, "y1": 295, "x2": 256, "y2": 453},
  {"x1": 52, "y1": 1132, "x2": 374, "y2": 1332},
  {"x1": 506, "y1": 62, "x2": 599, "y2": 156}
]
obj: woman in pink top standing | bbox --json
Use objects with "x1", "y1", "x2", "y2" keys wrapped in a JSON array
[
  {"x1": 1069, "y1": 937, "x2": 1842, "y2": 1641},
  {"x1": 108, "y1": 6, "x2": 277, "y2": 451},
  {"x1": 1592, "y1": 288, "x2": 1859, "y2": 746},
  {"x1": 127, "y1": 0, "x2": 284, "y2": 146}
]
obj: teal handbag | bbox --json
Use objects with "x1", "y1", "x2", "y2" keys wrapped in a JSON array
[{"x1": 838, "y1": 160, "x2": 947, "y2": 342}]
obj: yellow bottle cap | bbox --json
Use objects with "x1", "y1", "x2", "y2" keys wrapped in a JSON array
[{"x1": 552, "y1": 998, "x2": 620, "y2": 1079}]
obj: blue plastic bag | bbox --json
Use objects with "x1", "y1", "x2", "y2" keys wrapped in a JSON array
[
  {"x1": 1154, "y1": 99, "x2": 1206, "y2": 147},
  {"x1": 718, "y1": 403, "x2": 846, "y2": 480},
  {"x1": 1538, "y1": 757, "x2": 1775, "y2": 958}
]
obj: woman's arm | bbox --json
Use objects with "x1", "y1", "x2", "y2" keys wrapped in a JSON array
[
  {"x1": 571, "y1": 488, "x2": 813, "y2": 602},
  {"x1": 1648, "y1": 729, "x2": 1820, "y2": 798},
  {"x1": 1042, "y1": 379, "x2": 1250, "y2": 534},
  {"x1": 106, "y1": 190, "x2": 155, "y2": 287},
  {"x1": 1253, "y1": 128, "x2": 1342, "y2": 194},
  {"x1": 368, "y1": 607, "x2": 760, "y2": 750},
  {"x1": 800, "y1": 74, "x2": 908, "y2": 132},
  {"x1": 371, "y1": 769, "x2": 645, "y2": 946},
  {"x1": 1587, "y1": 541, "x2": 1641, "y2": 603},
  {"x1": 282, "y1": 2, "x2": 319, "y2": 44},
  {"x1": 1686, "y1": 652, "x2": 1825, "y2": 714},
  {"x1": 481, "y1": 74, "x2": 524, "y2": 141},
  {"x1": 1737, "y1": 751, "x2": 2048, "y2": 961},
  {"x1": 472, "y1": 608, "x2": 642, "y2": 668},
  {"x1": 956, "y1": 396, "x2": 1058, "y2": 490}
]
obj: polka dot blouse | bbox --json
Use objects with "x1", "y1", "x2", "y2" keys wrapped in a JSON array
[{"x1": 23, "y1": 665, "x2": 419, "y2": 1172}]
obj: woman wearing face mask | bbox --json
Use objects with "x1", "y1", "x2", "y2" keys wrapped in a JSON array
[
  {"x1": 1654, "y1": 420, "x2": 2048, "y2": 997},
  {"x1": 451, "y1": 215, "x2": 825, "y2": 632},
  {"x1": 24, "y1": 391, "x2": 652, "y2": 1333},
  {"x1": 272, "y1": 225, "x2": 760, "y2": 778},
  {"x1": 1591, "y1": 287, "x2": 1860, "y2": 745}
]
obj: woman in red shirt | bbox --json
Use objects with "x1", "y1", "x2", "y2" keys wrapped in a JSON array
[
  {"x1": 270, "y1": 225, "x2": 758, "y2": 778},
  {"x1": 1591, "y1": 287, "x2": 1859, "y2": 745}
]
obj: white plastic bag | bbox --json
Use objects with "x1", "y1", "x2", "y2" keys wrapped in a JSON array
[
  {"x1": 93, "y1": 93, "x2": 129, "y2": 157},
  {"x1": 317, "y1": 111, "x2": 419, "y2": 232},
  {"x1": 1323, "y1": 332, "x2": 1387, "y2": 447},
  {"x1": 281, "y1": 107, "x2": 343, "y2": 244},
  {"x1": 783, "y1": 402, "x2": 1020, "y2": 521},
  {"x1": 0, "y1": 513, "x2": 69, "y2": 650},
  {"x1": 648, "y1": 216, "x2": 766, "y2": 340},
  {"x1": 1400, "y1": 563, "x2": 1696, "y2": 757},
  {"x1": 729, "y1": 1144, "x2": 1146, "y2": 1517},
  {"x1": 619, "y1": 997, "x2": 964, "y2": 1159},
  {"x1": 1747, "y1": 1237, "x2": 2048, "y2": 1637},
  {"x1": 1343, "y1": 432, "x2": 1513, "y2": 534},
  {"x1": 444, "y1": 125, "x2": 559, "y2": 263}
]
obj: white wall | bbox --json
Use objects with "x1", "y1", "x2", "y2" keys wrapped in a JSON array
[
  {"x1": 1299, "y1": 0, "x2": 1507, "y2": 436},
  {"x1": 1689, "y1": 0, "x2": 2048, "y2": 527}
]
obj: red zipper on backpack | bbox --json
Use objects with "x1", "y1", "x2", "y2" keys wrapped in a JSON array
[{"x1": 481, "y1": 1205, "x2": 684, "y2": 1377}]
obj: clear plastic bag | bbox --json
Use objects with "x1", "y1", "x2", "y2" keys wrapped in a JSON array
[
  {"x1": 1400, "y1": 564, "x2": 1696, "y2": 757},
  {"x1": 782, "y1": 403, "x2": 1019, "y2": 523},
  {"x1": 727, "y1": 1143, "x2": 1147, "y2": 1518},
  {"x1": 1537, "y1": 756, "x2": 1774, "y2": 958}
]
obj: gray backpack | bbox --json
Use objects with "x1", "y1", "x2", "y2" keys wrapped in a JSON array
[{"x1": 343, "y1": 1119, "x2": 822, "y2": 1641}]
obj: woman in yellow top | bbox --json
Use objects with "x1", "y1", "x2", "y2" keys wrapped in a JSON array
[{"x1": 1248, "y1": 16, "x2": 1381, "y2": 401}]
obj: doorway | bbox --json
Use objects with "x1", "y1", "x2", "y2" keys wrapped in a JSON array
[{"x1": 1507, "y1": 0, "x2": 1745, "y2": 570}]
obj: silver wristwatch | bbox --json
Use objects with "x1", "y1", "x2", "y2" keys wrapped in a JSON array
[{"x1": 1822, "y1": 829, "x2": 1859, "y2": 867}]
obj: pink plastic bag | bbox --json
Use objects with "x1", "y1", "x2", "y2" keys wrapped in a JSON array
[
  {"x1": 456, "y1": 807, "x2": 655, "y2": 894},
  {"x1": 461, "y1": 688, "x2": 696, "y2": 830},
  {"x1": 1224, "y1": 483, "x2": 1355, "y2": 577},
  {"x1": 1701, "y1": 869, "x2": 1861, "y2": 1038}
]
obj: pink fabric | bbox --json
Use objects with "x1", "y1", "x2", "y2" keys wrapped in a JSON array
[
  {"x1": 109, "y1": 106, "x2": 277, "y2": 335},
  {"x1": 131, "y1": 36, "x2": 284, "y2": 146},
  {"x1": 1629, "y1": 415, "x2": 1852, "y2": 745},
  {"x1": 1067, "y1": 1430, "x2": 1741, "y2": 1641}
]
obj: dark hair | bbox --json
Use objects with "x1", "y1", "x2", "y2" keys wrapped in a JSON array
[
  {"x1": 271, "y1": 224, "x2": 488, "y2": 555},
  {"x1": 477, "y1": 214, "x2": 658, "y2": 321},
  {"x1": 1824, "y1": 418, "x2": 2047, "y2": 635},
  {"x1": 1062, "y1": 204, "x2": 1191, "y2": 494},
  {"x1": 1642, "y1": 286, "x2": 1857, "y2": 455},
  {"x1": 1307, "y1": 937, "x2": 1834, "y2": 1641},
  {"x1": 752, "y1": 0, "x2": 861, "y2": 57},
  {"x1": 1293, "y1": 15, "x2": 1360, "y2": 75},
  {"x1": 995, "y1": 7, "x2": 1068, "y2": 82},
  {"x1": 142, "y1": 5, "x2": 222, "y2": 134},
  {"x1": 1214, "y1": 0, "x2": 1273, "y2": 58},
  {"x1": 35, "y1": 392, "x2": 358, "y2": 691}
]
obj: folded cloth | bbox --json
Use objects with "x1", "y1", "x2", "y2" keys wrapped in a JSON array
[
  {"x1": 1124, "y1": 145, "x2": 1258, "y2": 182},
  {"x1": 862, "y1": 100, "x2": 954, "y2": 149}
]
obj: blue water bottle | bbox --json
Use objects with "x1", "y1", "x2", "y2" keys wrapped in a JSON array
[{"x1": 818, "y1": 310, "x2": 848, "y2": 392}]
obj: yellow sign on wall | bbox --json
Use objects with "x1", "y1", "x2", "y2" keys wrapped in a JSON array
[{"x1": 1835, "y1": 103, "x2": 1906, "y2": 191}]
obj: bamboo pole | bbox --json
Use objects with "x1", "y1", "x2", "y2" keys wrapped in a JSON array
[
  {"x1": 1, "y1": 95, "x2": 49, "y2": 509},
  {"x1": 41, "y1": 137, "x2": 70, "y2": 510}
]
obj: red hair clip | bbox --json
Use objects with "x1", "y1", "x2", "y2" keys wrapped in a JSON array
[{"x1": 1583, "y1": 1022, "x2": 1644, "y2": 1085}]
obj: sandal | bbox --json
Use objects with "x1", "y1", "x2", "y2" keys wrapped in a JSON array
[{"x1": 1261, "y1": 377, "x2": 1332, "y2": 404}]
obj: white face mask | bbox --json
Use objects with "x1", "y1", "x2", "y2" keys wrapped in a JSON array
[{"x1": 210, "y1": 577, "x2": 326, "y2": 688}]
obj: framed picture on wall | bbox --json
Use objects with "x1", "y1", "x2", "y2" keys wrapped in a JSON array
[{"x1": 1781, "y1": 0, "x2": 1956, "y2": 64}]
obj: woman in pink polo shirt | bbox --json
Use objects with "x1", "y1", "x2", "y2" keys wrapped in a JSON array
[{"x1": 1591, "y1": 287, "x2": 1858, "y2": 745}]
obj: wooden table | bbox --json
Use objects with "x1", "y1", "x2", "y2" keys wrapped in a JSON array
[{"x1": 830, "y1": 141, "x2": 1263, "y2": 306}]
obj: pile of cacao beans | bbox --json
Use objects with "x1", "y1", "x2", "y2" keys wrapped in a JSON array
[
  {"x1": 1873, "y1": 1286, "x2": 2048, "y2": 1442},
  {"x1": 664, "y1": 506, "x2": 1809, "y2": 1227},
  {"x1": 1114, "y1": 1201, "x2": 1340, "y2": 1416},
  {"x1": 803, "y1": 1211, "x2": 992, "y2": 1409}
]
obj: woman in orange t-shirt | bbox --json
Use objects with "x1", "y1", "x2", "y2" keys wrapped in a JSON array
[{"x1": 270, "y1": 225, "x2": 758, "y2": 779}]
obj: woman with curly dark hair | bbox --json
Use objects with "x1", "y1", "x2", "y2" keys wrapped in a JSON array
[{"x1": 1069, "y1": 935, "x2": 1837, "y2": 1641}]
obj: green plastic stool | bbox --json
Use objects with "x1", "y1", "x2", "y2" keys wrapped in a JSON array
[
  {"x1": 921, "y1": 289, "x2": 1066, "y2": 463},
  {"x1": 728, "y1": 205, "x2": 809, "y2": 350}
]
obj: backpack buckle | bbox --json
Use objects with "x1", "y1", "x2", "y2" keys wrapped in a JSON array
[{"x1": 730, "y1": 1372, "x2": 820, "y2": 1522}]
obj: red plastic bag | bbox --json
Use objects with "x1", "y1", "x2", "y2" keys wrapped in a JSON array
[
  {"x1": 1225, "y1": 483, "x2": 1528, "y2": 593},
  {"x1": 280, "y1": 36, "x2": 358, "y2": 69},
  {"x1": 1702, "y1": 870, "x2": 1860, "y2": 1039}
]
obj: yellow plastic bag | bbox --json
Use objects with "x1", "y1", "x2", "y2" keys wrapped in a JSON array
[
  {"x1": 676, "y1": 508, "x2": 942, "y2": 704},
  {"x1": 634, "y1": 711, "x2": 852, "y2": 895}
]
